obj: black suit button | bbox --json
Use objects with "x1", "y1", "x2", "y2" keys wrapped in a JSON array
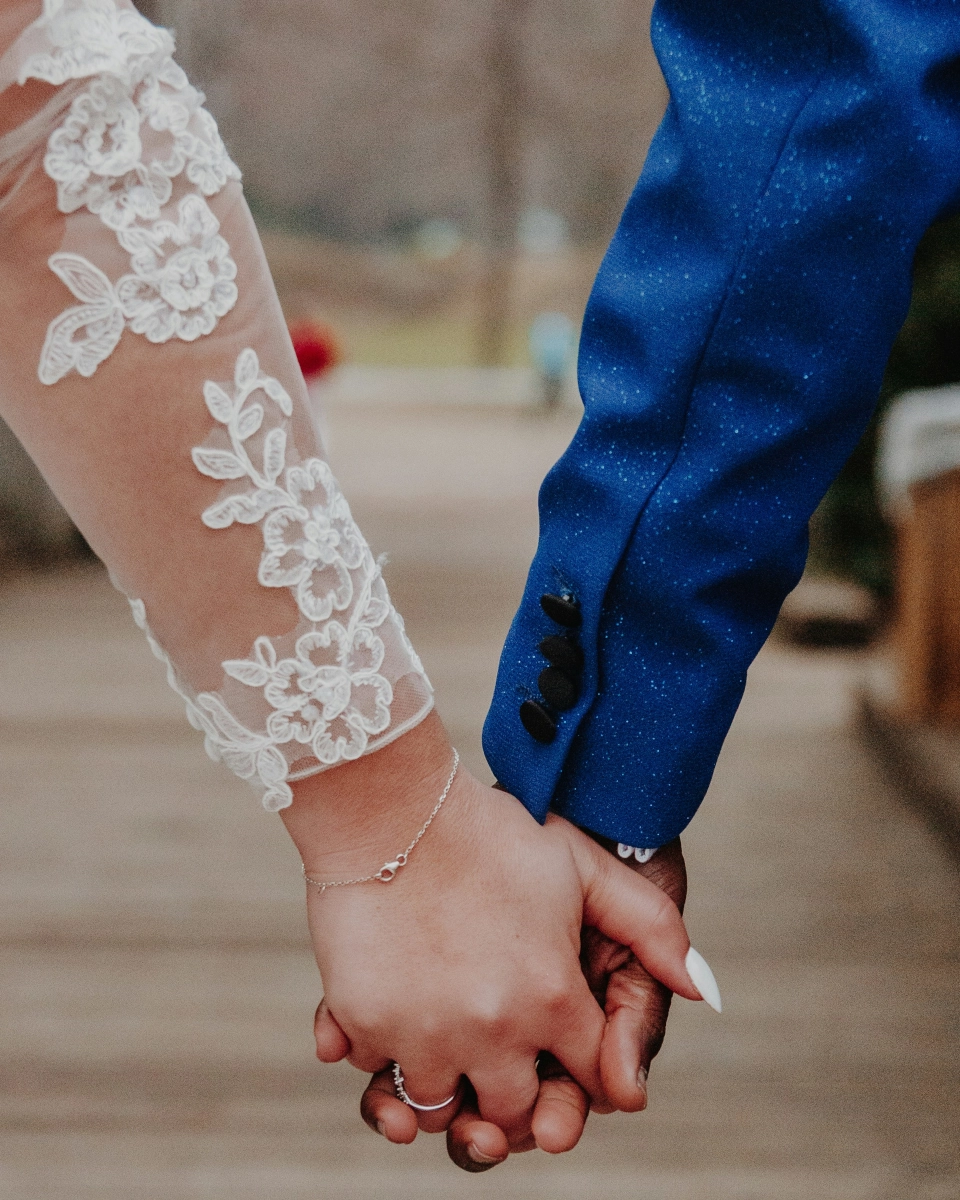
[
  {"x1": 539, "y1": 667, "x2": 578, "y2": 711},
  {"x1": 520, "y1": 699, "x2": 557, "y2": 744},
  {"x1": 539, "y1": 635, "x2": 584, "y2": 676},
  {"x1": 540, "y1": 592, "x2": 582, "y2": 628}
]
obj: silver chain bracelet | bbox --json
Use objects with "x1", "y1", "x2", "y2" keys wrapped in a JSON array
[{"x1": 302, "y1": 750, "x2": 460, "y2": 895}]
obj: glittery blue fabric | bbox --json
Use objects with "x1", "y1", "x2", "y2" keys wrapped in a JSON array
[{"x1": 483, "y1": 0, "x2": 960, "y2": 846}]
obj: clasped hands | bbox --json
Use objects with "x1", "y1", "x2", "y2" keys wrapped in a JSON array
[{"x1": 281, "y1": 715, "x2": 705, "y2": 1172}]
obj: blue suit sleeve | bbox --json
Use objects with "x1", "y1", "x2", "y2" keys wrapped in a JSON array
[{"x1": 482, "y1": 0, "x2": 960, "y2": 846}]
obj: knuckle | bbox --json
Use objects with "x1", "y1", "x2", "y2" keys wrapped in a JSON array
[
  {"x1": 536, "y1": 971, "x2": 575, "y2": 1013},
  {"x1": 647, "y1": 891, "x2": 679, "y2": 935},
  {"x1": 414, "y1": 1007, "x2": 446, "y2": 1041},
  {"x1": 464, "y1": 986, "x2": 513, "y2": 1034},
  {"x1": 609, "y1": 958, "x2": 662, "y2": 1007},
  {"x1": 342, "y1": 1000, "x2": 388, "y2": 1043}
]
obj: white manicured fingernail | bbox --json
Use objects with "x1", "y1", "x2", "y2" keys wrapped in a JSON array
[
  {"x1": 685, "y1": 947, "x2": 722, "y2": 1013},
  {"x1": 376, "y1": 1120, "x2": 386, "y2": 1137},
  {"x1": 636, "y1": 1064, "x2": 648, "y2": 1090}
]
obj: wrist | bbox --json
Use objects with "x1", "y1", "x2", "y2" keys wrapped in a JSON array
[{"x1": 279, "y1": 711, "x2": 457, "y2": 876}]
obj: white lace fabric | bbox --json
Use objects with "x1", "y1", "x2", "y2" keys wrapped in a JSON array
[{"x1": 0, "y1": 0, "x2": 433, "y2": 810}]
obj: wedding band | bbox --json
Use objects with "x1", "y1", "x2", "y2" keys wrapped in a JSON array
[{"x1": 391, "y1": 1063, "x2": 457, "y2": 1112}]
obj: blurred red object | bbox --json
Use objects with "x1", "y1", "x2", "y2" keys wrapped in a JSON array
[{"x1": 289, "y1": 320, "x2": 341, "y2": 379}]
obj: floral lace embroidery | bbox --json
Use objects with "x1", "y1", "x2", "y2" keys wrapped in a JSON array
[
  {"x1": 258, "y1": 461, "x2": 367, "y2": 622},
  {"x1": 193, "y1": 347, "x2": 381, "y2": 625},
  {"x1": 38, "y1": 254, "x2": 125, "y2": 382},
  {"x1": 28, "y1": 0, "x2": 241, "y2": 384},
  {"x1": 131, "y1": 348, "x2": 409, "y2": 812},
  {"x1": 128, "y1": 596, "x2": 297, "y2": 813},
  {"x1": 18, "y1": 0, "x2": 174, "y2": 89},
  {"x1": 44, "y1": 66, "x2": 236, "y2": 230},
  {"x1": 38, "y1": 195, "x2": 237, "y2": 382},
  {"x1": 116, "y1": 193, "x2": 237, "y2": 342}
]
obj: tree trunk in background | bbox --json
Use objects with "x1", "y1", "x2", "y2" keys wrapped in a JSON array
[{"x1": 476, "y1": 0, "x2": 532, "y2": 366}]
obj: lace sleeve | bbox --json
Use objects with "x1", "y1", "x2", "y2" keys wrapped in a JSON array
[{"x1": 0, "y1": 0, "x2": 433, "y2": 811}]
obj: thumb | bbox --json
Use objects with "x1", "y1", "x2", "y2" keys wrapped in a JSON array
[
  {"x1": 314, "y1": 997, "x2": 352, "y2": 1062},
  {"x1": 572, "y1": 831, "x2": 721, "y2": 1010}
]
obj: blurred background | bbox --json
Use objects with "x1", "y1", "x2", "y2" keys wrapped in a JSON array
[{"x1": 1, "y1": 2, "x2": 959, "y2": 1197}]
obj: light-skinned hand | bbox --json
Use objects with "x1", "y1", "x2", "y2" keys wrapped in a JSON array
[{"x1": 285, "y1": 716, "x2": 702, "y2": 1150}]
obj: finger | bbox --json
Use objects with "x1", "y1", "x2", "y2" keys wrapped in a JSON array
[
  {"x1": 530, "y1": 1054, "x2": 590, "y2": 1155},
  {"x1": 360, "y1": 1068, "x2": 419, "y2": 1144},
  {"x1": 468, "y1": 1059, "x2": 541, "y2": 1148},
  {"x1": 392, "y1": 1063, "x2": 464, "y2": 1134},
  {"x1": 579, "y1": 837, "x2": 688, "y2": 999},
  {"x1": 543, "y1": 978, "x2": 607, "y2": 1104},
  {"x1": 599, "y1": 957, "x2": 673, "y2": 1111},
  {"x1": 446, "y1": 1086, "x2": 511, "y2": 1172},
  {"x1": 313, "y1": 999, "x2": 351, "y2": 1062},
  {"x1": 573, "y1": 832, "x2": 703, "y2": 1002}
]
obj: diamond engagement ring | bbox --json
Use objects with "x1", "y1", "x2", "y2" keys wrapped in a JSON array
[{"x1": 392, "y1": 1063, "x2": 457, "y2": 1112}]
